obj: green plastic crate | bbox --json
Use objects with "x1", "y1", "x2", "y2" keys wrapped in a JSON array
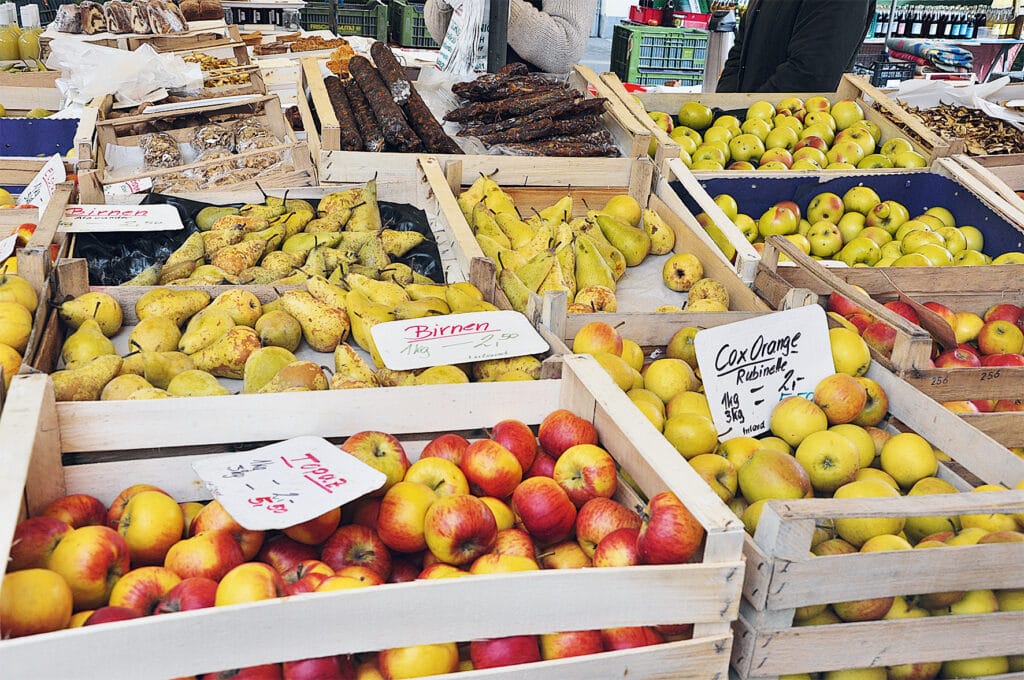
[
  {"x1": 611, "y1": 23, "x2": 708, "y2": 84},
  {"x1": 336, "y1": 0, "x2": 388, "y2": 41},
  {"x1": 300, "y1": 1, "x2": 332, "y2": 31},
  {"x1": 389, "y1": 0, "x2": 438, "y2": 49},
  {"x1": 627, "y1": 70, "x2": 704, "y2": 87}
]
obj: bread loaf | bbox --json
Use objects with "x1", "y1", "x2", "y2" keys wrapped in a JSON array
[
  {"x1": 79, "y1": 1, "x2": 107, "y2": 34},
  {"x1": 53, "y1": 4, "x2": 82, "y2": 32},
  {"x1": 147, "y1": 0, "x2": 187, "y2": 33},
  {"x1": 130, "y1": 0, "x2": 152, "y2": 32},
  {"x1": 105, "y1": 0, "x2": 132, "y2": 33}
]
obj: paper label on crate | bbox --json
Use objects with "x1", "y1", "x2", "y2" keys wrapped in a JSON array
[
  {"x1": 19, "y1": 154, "x2": 66, "y2": 216},
  {"x1": 695, "y1": 306, "x2": 835, "y2": 439},
  {"x1": 103, "y1": 177, "x2": 154, "y2": 199},
  {"x1": 59, "y1": 204, "x2": 184, "y2": 233},
  {"x1": 372, "y1": 310, "x2": 549, "y2": 371},
  {"x1": 191, "y1": 436, "x2": 387, "y2": 531},
  {"x1": 0, "y1": 234, "x2": 17, "y2": 263}
]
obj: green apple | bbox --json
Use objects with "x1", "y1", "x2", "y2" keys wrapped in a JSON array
[
  {"x1": 900, "y1": 229, "x2": 944, "y2": 253},
  {"x1": 837, "y1": 212, "x2": 866, "y2": 244},
  {"x1": 838, "y1": 127, "x2": 877, "y2": 156},
  {"x1": 865, "y1": 200, "x2": 910, "y2": 234},
  {"x1": 859, "y1": 226, "x2": 892, "y2": 246},
  {"x1": 804, "y1": 111, "x2": 837, "y2": 132},
  {"x1": 837, "y1": 237, "x2": 881, "y2": 266},
  {"x1": 690, "y1": 159, "x2": 724, "y2": 171},
  {"x1": 775, "y1": 116, "x2": 804, "y2": 133},
  {"x1": 764, "y1": 125, "x2": 799, "y2": 151},
  {"x1": 825, "y1": 162, "x2": 857, "y2": 170},
  {"x1": 746, "y1": 100, "x2": 777, "y2": 122},
  {"x1": 678, "y1": 102, "x2": 713, "y2": 131},
  {"x1": 954, "y1": 249, "x2": 987, "y2": 266},
  {"x1": 691, "y1": 144, "x2": 727, "y2": 166},
  {"x1": 893, "y1": 151, "x2": 928, "y2": 168},
  {"x1": 880, "y1": 137, "x2": 914, "y2": 159},
  {"x1": 852, "y1": 119, "x2": 882, "y2": 143},
  {"x1": 740, "y1": 117, "x2": 772, "y2": 142},
  {"x1": 648, "y1": 111, "x2": 674, "y2": 133},
  {"x1": 729, "y1": 133, "x2": 765, "y2": 163},
  {"x1": 759, "y1": 148, "x2": 794, "y2": 168},
  {"x1": 857, "y1": 153, "x2": 895, "y2": 169},
  {"x1": 894, "y1": 219, "x2": 933, "y2": 241},
  {"x1": 807, "y1": 192, "x2": 845, "y2": 224},
  {"x1": 826, "y1": 141, "x2": 865, "y2": 166},
  {"x1": 924, "y1": 206, "x2": 955, "y2": 228},
  {"x1": 668, "y1": 127, "x2": 699, "y2": 155},
  {"x1": 790, "y1": 158, "x2": 822, "y2": 171},
  {"x1": 914, "y1": 243, "x2": 954, "y2": 266},
  {"x1": 759, "y1": 160, "x2": 789, "y2": 171},
  {"x1": 712, "y1": 114, "x2": 742, "y2": 130},
  {"x1": 914, "y1": 214, "x2": 946, "y2": 230},
  {"x1": 734, "y1": 214, "x2": 758, "y2": 243},
  {"x1": 758, "y1": 205, "x2": 799, "y2": 238},
  {"x1": 830, "y1": 99, "x2": 865, "y2": 130},
  {"x1": 703, "y1": 126, "x2": 734, "y2": 145},
  {"x1": 800, "y1": 124, "x2": 835, "y2": 145},
  {"x1": 879, "y1": 240, "x2": 903, "y2": 259},
  {"x1": 936, "y1": 226, "x2": 967, "y2": 254},
  {"x1": 959, "y1": 225, "x2": 984, "y2": 251},
  {"x1": 807, "y1": 220, "x2": 844, "y2": 257},
  {"x1": 842, "y1": 186, "x2": 881, "y2": 215},
  {"x1": 891, "y1": 252, "x2": 931, "y2": 267},
  {"x1": 777, "y1": 97, "x2": 805, "y2": 112}
]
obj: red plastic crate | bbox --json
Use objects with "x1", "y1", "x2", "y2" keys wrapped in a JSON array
[
  {"x1": 672, "y1": 11, "x2": 711, "y2": 28},
  {"x1": 628, "y1": 5, "x2": 669, "y2": 26}
]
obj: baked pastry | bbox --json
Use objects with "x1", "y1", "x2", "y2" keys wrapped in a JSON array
[
  {"x1": 139, "y1": 132, "x2": 183, "y2": 169},
  {"x1": 105, "y1": 1, "x2": 132, "y2": 34},
  {"x1": 130, "y1": 0, "x2": 152, "y2": 32},
  {"x1": 234, "y1": 119, "x2": 273, "y2": 147},
  {"x1": 148, "y1": 0, "x2": 187, "y2": 34},
  {"x1": 53, "y1": 4, "x2": 82, "y2": 33},
  {"x1": 181, "y1": 0, "x2": 223, "y2": 21},
  {"x1": 239, "y1": 136, "x2": 282, "y2": 171},
  {"x1": 79, "y1": 1, "x2": 107, "y2": 34},
  {"x1": 192, "y1": 150, "x2": 238, "y2": 184}
]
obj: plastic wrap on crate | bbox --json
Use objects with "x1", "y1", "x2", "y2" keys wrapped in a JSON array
[
  {"x1": 0, "y1": 118, "x2": 79, "y2": 157},
  {"x1": 671, "y1": 173, "x2": 1024, "y2": 256}
]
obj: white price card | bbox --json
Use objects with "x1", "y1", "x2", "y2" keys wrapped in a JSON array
[
  {"x1": 103, "y1": 177, "x2": 154, "y2": 199},
  {"x1": 695, "y1": 305, "x2": 835, "y2": 439},
  {"x1": 191, "y1": 436, "x2": 387, "y2": 531},
  {"x1": 0, "y1": 233, "x2": 17, "y2": 263},
  {"x1": 59, "y1": 204, "x2": 184, "y2": 233},
  {"x1": 371, "y1": 310, "x2": 549, "y2": 371},
  {"x1": 19, "y1": 154, "x2": 66, "y2": 215}
]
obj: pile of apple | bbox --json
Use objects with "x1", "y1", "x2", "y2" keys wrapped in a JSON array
[
  {"x1": 0, "y1": 272, "x2": 37, "y2": 391},
  {"x1": 700, "y1": 185, "x2": 1024, "y2": 268},
  {"x1": 642, "y1": 96, "x2": 925, "y2": 171},
  {"x1": 828, "y1": 292, "x2": 1024, "y2": 416},
  {"x1": 572, "y1": 320, "x2": 1023, "y2": 677},
  {"x1": 1, "y1": 415, "x2": 705, "y2": 678}
]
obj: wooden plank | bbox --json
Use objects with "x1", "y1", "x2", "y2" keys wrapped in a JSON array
[
  {"x1": 954, "y1": 154, "x2": 1024, "y2": 209},
  {"x1": 19, "y1": 182, "x2": 75, "y2": 299}
]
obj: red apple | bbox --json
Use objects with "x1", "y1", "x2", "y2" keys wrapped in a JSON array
[
  {"x1": 794, "y1": 136, "x2": 828, "y2": 152},
  {"x1": 971, "y1": 399, "x2": 996, "y2": 413},
  {"x1": 256, "y1": 534, "x2": 319, "y2": 574},
  {"x1": 376, "y1": 480, "x2": 440, "y2": 553},
  {"x1": 283, "y1": 508, "x2": 341, "y2": 546},
  {"x1": 511, "y1": 477, "x2": 577, "y2": 545},
  {"x1": 164, "y1": 530, "x2": 246, "y2": 582},
  {"x1": 283, "y1": 656, "x2": 355, "y2": 680},
  {"x1": 416, "y1": 563, "x2": 469, "y2": 579},
  {"x1": 154, "y1": 576, "x2": 218, "y2": 613},
  {"x1": 983, "y1": 303, "x2": 1022, "y2": 325},
  {"x1": 83, "y1": 605, "x2": 141, "y2": 625},
  {"x1": 934, "y1": 348, "x2": 981, "y2": 368},
  {"x1": 637, "y1": 492, "x2": 704, "y2": 565},
  {"x1": 387, "y1": 557, "x2": 420, "y2": 583},
  {"x1": 490, "y1": 419, "x2": 538, "y2": 472},
  {"x1": 461, "y1": 439, "x2": 523, "y2": 499},
  {"x1": 813, "y1": 373, "x2": 868, "y2": 425},
  {"x1": 862, "y1": 320, "x2": 897, "y2": 355},
  {"x1": 45, "y1": 524, "x2": 131, "y2": 610},
  {"x1": 280, "y1": 559, "x2": 334, "y2": 585},
  {"x1": 524, "y1": 450, "x2": 556, "y2": 479},
  {"x1": 994, "y1": 399, "x2": 1024, "y2": 412},
  {"x1": 883, "y1": 301, "x2": 920, "y2": 325},
  {"x1": 423, "y1": 494, "x2": 498, "y2": 566},
  {"x1": 776, "y1": 200, "x2": 802, "y2": 223},
  {"x1": 847, "y1": 312, "x2": 875, "y2": 335},
  {"x1": 942, "y1": 400, "x2": 979, "y2": 413},
  {"x1": 537, "y1": 409, "x2": 599, "y2": 459},
  {"x1": 592, "y1": 527, "x2": 641, "y2": 567},
  {"x1": 340, "y1": 431, "x2": 410, "y2": 496},
  {"x1": 190, "y1": 500, "x2": 265, "y2": 561},
  {"x1": 202, "y1": 665, "x2": 283, "y2": 680},
  {"x1": 489, "y1": 528, "x2": 536, "y2": 559},
  {"x1": 957, "y1": 343, "x2": 981, "y2": 358},
  {"x1": 980, "y1": 353, "x2": 1024, "y2": 366},
  {"x1": 470, "y1": 636, "x2": 542, "y2": 669},
  {"x1": 539, "y1": 630, "x2": 605, "y2": 660},
  {"x1": 42, "y1": 494, "x2": 107, "y2": 529},
  {"x1": 575, "y1": 498, "x2": 642, "y2": 557},
  {"x1": 922, "y1": 301, "x2": 956, "y2": 331},
  {"x1": 827, "y1": 293, "x2": 865, "y2": 319},
  {"x1": 403, "y1": 457, "x2": 469, "y2": 498},
  {"x1": 108, "y1": 565, "x2": 181, "y2": 615},
  {"x1": 854, "y1": 377, "x2": 890, "y2": 427},
  {"x1": 419, "y1": 433, "x2": 470, "y2": 466},
  {"x1": 552, "y1": 444, "x2": 618, "y2": 507},
  {"x1": 9, "y1": 516, "x2": 72, "y2": 571},
  {"x1": 320, "y1": 524, "x2": 392, "y2": 581},
  {"x1": 601, "y1": 626, "x2": 665, "y2": 651},
  {"x1": 345, "y1": 497, "x2": 381, "y2": 529}
]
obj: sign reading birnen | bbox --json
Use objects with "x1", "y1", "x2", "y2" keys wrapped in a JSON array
[
  {"x1": 59, "y1": 204, "x2": 184, "y2": 233},
  {"x1": 695, "y1": 305, "x2": 835, "y2": 439}
]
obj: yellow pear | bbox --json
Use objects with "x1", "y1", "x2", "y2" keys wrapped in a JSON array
[
  {"x1": 333, "y1": 343, "x2": 379, "y2": 385},
  {"x1": 142, "y1": 351, "x2": 195, "y2": 389},
  {"x1": 61, "y1": 319, "x2": 115, "y2": 366},
  {"x1": 254, "y1": 310, "x2": 302, "y2": 352},
  {"x1": 52, "y1": 355, "x2": 123, "y2": 402},
  {"x1": 135, "y1": 289, "x2": 211, "y2": 327},
  {"x1": 167, "y1": 369, "x2": 231, "y2": 397},
  {"x1": 208, "y1": 290, "x2": 263, "y2": 327},
  {"x1": 178, "y1": 309, "x2": 236, "y2": 355},
  {"x1": 189, "y1": 326, "x2": 262, "y2": 379},
  {"x1": 257, "y1": 361, "x2": 329, "y2": 393},
  {"x1": 279, "y1": 290, "x2": 350, "y2": 353},
  {"x1": 100, "y1": 374, "x2": 153, "y2": 401},
  {"x1": 243, "y1": 346, "x2": 298, "y2": 393},
  {"x1": 59, "y1": 292, "x2": 123, "y2": 337}
]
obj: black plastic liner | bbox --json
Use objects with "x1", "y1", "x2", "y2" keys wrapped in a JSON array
[{"x1": 74, "y1": 193, "x2": 445, "y2": 285}]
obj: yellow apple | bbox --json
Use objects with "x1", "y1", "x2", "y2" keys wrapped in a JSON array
[
  {"x1": 795, "y1": 430, "x2": 861, "y2": 493},
  {"x1": 833, "y1": 479, "x2": 904, "y2": 546},
  {"x1": 879, "y1": 433, "x2": 937, "y2": 489}
]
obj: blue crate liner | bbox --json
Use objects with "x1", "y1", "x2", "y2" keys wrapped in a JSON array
[
  {"x1": 672, "y1": 172, "x2": 1024, "y2": 257},
  {"x1": 0, "y1": 118, "x2": 78, "y2": 158}
]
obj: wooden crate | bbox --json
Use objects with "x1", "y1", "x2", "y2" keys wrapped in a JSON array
[
  {"x1": 666, "y1": 156, "x2": 1024, "y2": 284},
  {"x1": 0, "y1": 354, "x2": 745, "y2": 679},
  {"x1": 754, "y1": 236, "x2": 1024, "y2": 447},
  {"x1": 160, "y1": 29, "x2": 268, "y2": 101},
  {"x1": 599, "y1": 73, "x2": 951, "y2": 175},
  {"x1": 436, "y1": 156, "x2": 772, "y2": 344},
  {"x1": 732, "y1": 489, "x2": 1024, "y2": 679},
  {"x1": 0, "y1": 67, "x2": 62, "y2": 112},
  {"x1": 954, "y1": 153, "x2": 1024, "y2": 217},
  {"x1": 39, "y1": 19, "x2": 234, "y2": 52},
  {"x1": 298, "y1": 58, "x2": 651, "y2": 185},
  {"x1": 77, "y1": 94, "x2": 314, "y2": 203}
]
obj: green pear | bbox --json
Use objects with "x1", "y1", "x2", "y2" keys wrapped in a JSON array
[
  {"x1": 380, "y1": 231, "x2": 426, "y2": 258},
  {"x1": 178, "y1": 308, "x2": 236, "y2": 355},
  {"x1": 261, "y1": 251, "x2": 305, "y2": 277},
  {"x1": 183, "y1": 265, "x2": 240, "y2": 286},
  {"x1": 279, "y1": 290, "x2": 350, "y2": 353},
  {"x1": 166, "y1": 369, "x2": 231, "y2": 397},
  {"x1": 356, "y1": 237, "x2": 389, "y2": 270},
  {"x1": 346, "y1": 289, "x2": 394, "y2": 367},
  {"x1": 316, "y1": 188, "x2": 362, "y2": 216},
  {"x1": 165, "y1": 233, "x2": 206, "y2": 267},
  {"x1": 595, "y1": 213, "x2": 652, "y2": 267},
  {"x1": 254, "y1": 310, "x2": 302, "y2": 352},
  {"x1": 498, "y1": 269, "x2": 533, "y2": 314},
  {"x1": 100, "y1": 374, "x2": 153, "y2": 401},
  {"x1": 143, "y1": 351, "x2": 195, "y2": 389},
  {"x1": 201, "y1": 225, "x2": 245, "y2": 257},
  {"x1": 128, "y1": 387, "x2": 172, "y2": 399},
  {"x1": 444, "y1": 286, "x2": 498, "y2": 313},
  {"x1": 392, "y1": 297, "x2": 450, "y2": 320},
  {"x1": 195, "y1": 206, "x2": 240, "y2": 231},
  {"x1": 59, "y1": 292, "x2": 123, "y2": 337},
  {"x1": 135, "y1": 289, "x2": 211, "y2": 327},
  {"x1": 120, "y1": 263, "x2": 162, "y2": 286},
  {"x1": 61, "y1": 319, "x2": 116, "y2": 366},
  {"x1": 190, "y1": 326, "x2": 262, "y2": 379},
  {"x1": 347, "y1": 179, "x2": 382, "y2": 232},
  {"x1": 208, "y1": 290, "x2": 263, "y2": 327},
  {"x1": 281, "y1": 232, "x2": 341, "y2": 256},
  {"x1": 344, "y1": 273, "x2": 407, "y2": 309},
  {"x1": 243, "y1": 346, "x2": 298, "y2": 393},
  {"x1": 52, "y1": 355, "x2": 123, "y2": 402},
  {"x1": 574, "y1": 235, "x2": 616, "y2": 291},
  {"x1": 514, "y1": 249, "x2": 556, "y2": 293}
]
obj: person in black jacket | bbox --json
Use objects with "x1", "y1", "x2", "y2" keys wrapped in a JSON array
[{"x1": 717, "y1": 0, "x2": 877, "y2": 93}]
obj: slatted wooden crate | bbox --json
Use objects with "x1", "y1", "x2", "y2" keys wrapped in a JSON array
[
  {"x1": 297, "y1": 59, "x2": 650, "y2": 185},
  {"x1": 754, "y1": 236, "x2": 1024, "y2": 447},
  {"x1": 0, "y1": 354, "x2": 745, "y2": 679},
  {"x1": 954, "y1": 153, "x2": 1024, "y2": 217},
  {"x1": 600, "y1": 73, "x2": 951, "y2": 174}
]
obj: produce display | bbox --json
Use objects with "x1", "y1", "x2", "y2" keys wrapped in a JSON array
[
  {"x1": 448, "y1": 63, "x2": 618, "y2": 157},
  {"x1": 181, "y1": 51, "x2": 251, "y2": 88},
  {"x1": 700, "y1": 184, "x2": 1024, "y2": 268},
  {"x1": 251, "y1": 34, "x2": 352, "y2": 58},
  {"x1": 1, "y1": 413, "x2": 704, "y2": 676},
  {"x1": 640, "y1": 95, "x2": 924, "y2": 171},
  {"x1": 888, "y1": 102, "x2": 1024, "y2": 156},
  {"x1": 0, "y1": 272, "x2": 37, "y2": 390}
]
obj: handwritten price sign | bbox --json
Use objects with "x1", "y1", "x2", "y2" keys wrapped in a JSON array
[
  {"x1": 695, "y1": 306, "x2": 835, "y2": 439},
  {"x1": 372, "y1": 310, "x2": 549, "y2": 371},
  {"x1": 191, "y1": 437, "x2": 387, "y2": 530}
]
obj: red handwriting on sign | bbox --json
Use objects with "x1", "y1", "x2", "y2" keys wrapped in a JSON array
[
  {"x1": 280, "y1": 453, "x2": 348, "y2": 493},
  {"x1": 404, "y1": 321, "x2": 493, "y2": 342},
  {"x1": 248, "y1": 496, "x2": 289, "y2": 514},
  {"x1": 66, "y1": 207, "x2": 150, "y2": 218}
]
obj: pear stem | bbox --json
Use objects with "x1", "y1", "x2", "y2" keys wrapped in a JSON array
[
  {"x1": 255, "y1": 181, "x2": 268, "y2": 201},
  {"x1": 93, "y1": 300, "x2": 101, "y2": 319}
]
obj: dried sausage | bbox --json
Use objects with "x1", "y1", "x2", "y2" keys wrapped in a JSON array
[
  {"x1": 348, "y1": 56, "x2": 422, "y2": 152},
  {"x1": 341, "y1": 77, "x2": 385, "y2": 152},
  {"x1": 323, "y1": 75, "x2": 363, "y2": 152},
  {"x1": 476, "y1": 115, "x2": 602, "y2": 146},
  {"x1": 404, "y1": 88, "x2": 463, "y2": 154},
  {"x1": 504, "y1": 139, "x2": 620, "y2": 157},
  {"x1": 370, "y1": 41, "x2": 413, "y2": 105},
  {"x1": 444, "y1": 88, "x2": 574, "y2": 123}
]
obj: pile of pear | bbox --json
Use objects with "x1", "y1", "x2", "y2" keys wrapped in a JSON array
[
  {"x1": 50, "y1": 277, "x2": 543, "y2": 402},
  {"x1": 457, "y1": 175, "x2": 677, "y2": 315},
  {"x1": 121, "y1": 179, "x2": 432, "y2": 288}
]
